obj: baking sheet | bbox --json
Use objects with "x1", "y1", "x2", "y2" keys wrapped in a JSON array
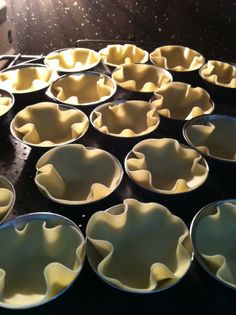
[{"x1": 0, "y1": 41, "x2": 236, "y2": 314}]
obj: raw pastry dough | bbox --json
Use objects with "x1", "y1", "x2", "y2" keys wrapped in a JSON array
[
  {"x1": 150, "y1": 45, "x2": 205, "y2": 72},
  {"x1": 11, "y1": 102, "x2": 89, "y2": 147},
  {"x1": 112, "y1": 63, "x2": 172, "y2": 92},
  {"x1": 99, "y1": 44, "x2": 148, "y2": 67},
  {"x1": 184, "y1": 116, "x2": 236, "y2": 161},
  {"x1": 200, "y1": 60, "x2": 236, "y2": 88},
  {"x1": 86, "y1": 198, "x2": 192, "y2": 292},
  {"x1": 151, "y1": 82, "x2": 214, "y2": 120},
  {"x1": 35, "y1": 144, "x2": 123, "y2": 204},
  {"x1": 125, "y1": 138, "x2": 208, "y2": 194},
  {"x1": 0, "y1": 219, "x2": 85, "y2": 308},
  {"x1": 44, "y1": 48, "x2": 101, "y2": 72},
  {"x1": 0, "y1": 177, "x2": 15, "y2": 223},
  {"x1": 50, "y1": 73, "x2": 116, "y2": 106},
  {"x1": 194, "y1": 201, "x2": 236, "y2": 288},
  {"x1": 91, "y1": 100, "x2": 160, "y2": 137},
  {"x1": 0, "y1": 66, "x2": 56, "y2": 93},
  {"x1": 0, "y1": 90, "x2": 13, "y2": 117}
]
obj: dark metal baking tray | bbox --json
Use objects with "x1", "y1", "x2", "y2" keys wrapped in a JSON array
[{"x1": 0, "y1": 40, "x2": 236, "y2": 314}]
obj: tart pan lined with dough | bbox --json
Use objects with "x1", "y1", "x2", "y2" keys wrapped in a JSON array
[
  {"x1": 183, "y1": 115, "x2": 236, "y2": 162},
  {"x1": 0, "y1": 176, "x2": 15, "y2": 224},
  {"x1": 90, "y1": 100, "x2": 160, "y2": 137},
  {"x1": 99, "y1": 44, "x2": 148, "y2": 67},
  {"x1": 11, "y1": 102, "x2": 89, "y2": 147},
  {"x1": 35, "y1": 144, "x2": 123, "y2": 205},
  {"x1": 49, "y1": 72, "x2": 117, "y2": 106},
  {"x1": 150, "y1": 82, "x2": 214, "y2": 120},
  {"x1": 0, "y1": 89, "x2": 14, "y2": 117},
  {"x1": 112, "y1": 63, "x2": 172, "y2": 93},
  {"x1": 125, "y1": 138, "x2": 209, "y2": 194},
  {"x1": 191, "y1": 200, "x2": 236, "y2": 289},
  {"x1": 86, "y1": 198, "x2": 192, "y2": 293},
  {"x1": 199, "y1": 60, "x2": 236, "y2": 88},
  {"x1": 0, "y1": 213, "x2": 85, "y2": 309},
  {"x1": 44, "y1": 48, "x2": 101, "y2": 72},
  {"x1": 150, "y1": 45, "x2": 205, "y2": 72},
  {"x1": 0, "y1": 65, "x2": 57, "y2": 94}
]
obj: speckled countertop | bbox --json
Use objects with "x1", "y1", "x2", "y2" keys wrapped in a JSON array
[{"x1": 5, "y1": 0, "x2": 236, "y2": 60}]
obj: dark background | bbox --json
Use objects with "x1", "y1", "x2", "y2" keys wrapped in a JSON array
[{"x1": 5, "y1": 0, "x2": 236, "y2": 61}]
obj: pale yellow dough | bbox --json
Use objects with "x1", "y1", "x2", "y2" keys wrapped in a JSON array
[
  {"x1": 125, "y1": 138, "x2": 208, "y2": 194},
  {"x1": 194, "y1": 202, "x2": 236, "y2": 287},
  {"x1": 200, "y1": 60, "x2": 236, "y2": 88},
  {"x1": 11, "y1": 102, "x2": 89, "y2": 147},
  {"x1": 35, "y1": 144, "x2": 123, "y2": 205},
  {"x1": 151, "y1": 82, "x2": 214, "y2": 120},
  {"x1": 44, "y1": 48, "x2": 101, "y2": 72},
  {"x1": 0, "y1": 219, "x2": 85, "y2": 308},
  {"x1": 99, "y1": 44, "x2": 148, "y2": 67},
  {"x1": 86, "y1": 199, "x2": 192, "y2": 292},
  {"x1": 50, "y1": 73, "x2": 116, "y2": 106},
  {"x1": 112, "y1": 63, "x2": 172, "y2": 92},
  {"x1": 185, "y1": 117, "x2": 236, "y2": 161},
  {"x1": 0, "y1": 177, "x2": 15, "y2": 223},
  {"x1": 91, "y1": 100, "x2": 160, "y2": 137},
  {"x1": 150, "y1": 45, "x2": 205, "y2": 71},
  {"x1": 0, "y1": 92, "x2": 13, "y2": 117},
  {"x1": 0, "y1": 66, "x2": 56, "y2": 93}
]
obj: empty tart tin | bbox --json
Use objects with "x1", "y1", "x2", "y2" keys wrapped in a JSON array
[
  {"x1": 86, "y1": 198, "x2": 193, "y2": 293},
  {"x1": 44, "y1": 47, "x2": 101, "y2": 73},
  {"x1": 0, "y1": 175, "x2": 16, "y2": 224},
  {"x1": 99, "y1": 44, "x2": 149, "y2": 68},
  {"x1": 190, "y1": 199, "x2": 236, "y2": 290},
  {"x1": 47, "y1": 71, "x2": 117, "y2": 112},
  {"x1": 111, "y1": 63, "x2": 172, "y2": 98},
  {"x1": 35, "y1": 144, "x2": 123, "y2": 205},
  {"x1": 150, "y1": 45, "x2": 205, "y2": 85},
  {"x1": 125, "y1": 138, "x2": 209, "y2": 195},
  {"x1": 199, "y1": 60, "x2": 236, "y2": 101},
  {"x1": 0, "y1": 212, "x2": 85, "y2": 309},
  {"x1": 0, "y1": 63, "x2": 58, "y2": 107},
  {"x1": 0, "y1": 88, "x2": 15, "y2": 118},
  {"x1": 10, "y1": 102, "x2": 89, "y2": 148},
  {"x1": 183, "y1": 114, "x2": 236, "y2": 163}
]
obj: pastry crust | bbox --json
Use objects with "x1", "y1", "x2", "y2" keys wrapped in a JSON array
[
  {"x1": 151, "y1": 82, "x2": 214, "y2": 120},
  {"x1": 11, "y1": 102, "x2": 89, "y2": 147},
  {"x1": 86, "y1": 199, "x2": 192, "y2": 292},
  {"x1": 112, "y1": 63, "x2": 172, "y2": 92},
  {"x1": 0, "y1": 218, "x2": 85, "y2": 308},
  {"x1": 125, "y1": 138, "x2": 208, "y2": 194},
  {"x1": 0, "y1": 66, "x2": 56, "y2": 93},
  {"x1": 200, "y1": 60, "x2": 236, "y2": 88},
  {"x1": 99, "y1": 44, "x2": 148, "y2": 67},
  {"x1": 150, "y1": 45, "x2": 205, "y2": 72},
  {"x1": 44, "y1": 48, "x2": 101, "y2": 72},
  {"x1": 35, "y1": 144, "x2": 123, "y2": 205},
  {"x1": 91, "y1": 100, "x2": 160, "y2": 137},
  {"x1": 50, "y1": 73, "x2": 116, "y2": 106},
  {"x1": 184, "y1": 115, "x2": 236, "y2": 161},
  {"x1": 0, "y1": 90, "x2": 14, "y2": 117},
  {"x1": 0, "y1": 176, "x2": 15, "y2": 224},
  {"x1": 194, "y1": 201, "x2": 236, "y2": 288}
]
